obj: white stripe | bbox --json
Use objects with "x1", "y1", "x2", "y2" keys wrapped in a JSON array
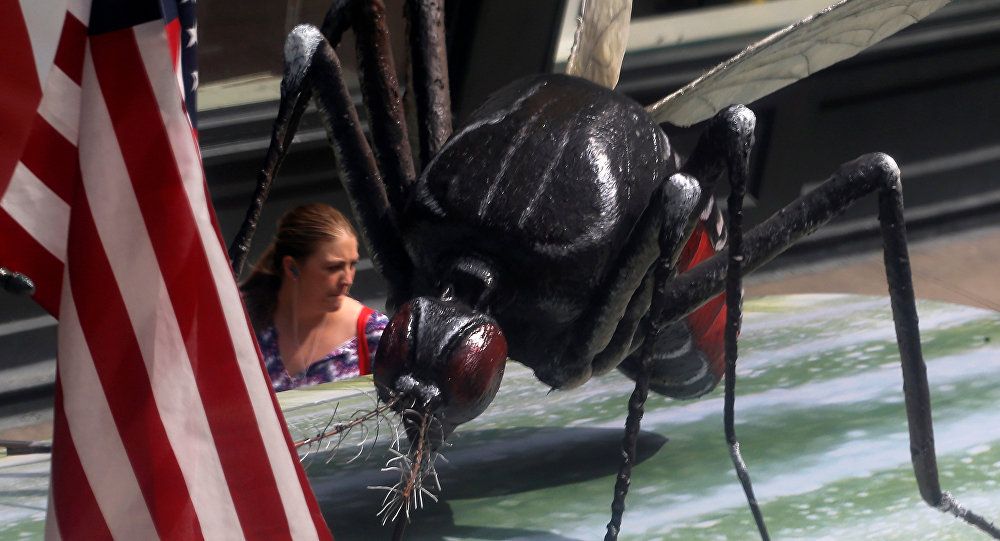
[
  {"x1": 57, "y1": 275, "x2": 158, "y2": 540},
  {"x1": 44, "y1": 487, "x2": 61, "y2": 541},
  {"x1": 38, "y1": 67, "x2": 82, "y2": 145},
  {"x1": 64, "y1": 0, "x2": 90, "y2": 24},
  {"x1": 77, "y1": 43, "x2": 243, "y2": 540},
  {"x1": 18, "y1": 0, "x2": 68, "y2": 90},
  {"x1": 171, "y1": 34, "x2": 187, "y2": 111},
  {"x1": 136, "y1": 21, "x2": 322, "y2": 539},
  {"x1": 0, "y1": 162, "x2": 70, "y2": 263}
]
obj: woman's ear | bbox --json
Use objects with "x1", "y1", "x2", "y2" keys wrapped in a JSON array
[{"x1": 282, "y1": 255, "x2": 298, "y2": 279}]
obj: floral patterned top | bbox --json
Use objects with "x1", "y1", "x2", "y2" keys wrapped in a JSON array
[{"x1": 259, "y1": 310, "x2": 389, "y2": 392}]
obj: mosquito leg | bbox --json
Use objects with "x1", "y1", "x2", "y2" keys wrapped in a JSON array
[
  {"x1": 607, "y1": 105, "x2": 758, "y2": 540},
  {"x1": 880, "y1": 182, "x2": 1000, "y2": 538},
  {"x1": 0, "y1": 267, "x2": 34, "y2": 295},
  {"x1": 605, "y1": 173, "x2": 702, "y2": 541},
  {"x1": 720, "y1": 109, "x2": 770, "y2": 541},
  {"x1": 404, "y1": 0, "x2": 452, "y2": 165},
  {"x1": 319, "y1": 0, "x2": 354, "y2": 41},
  {"x1": 350, "y1": 0, "x2": 417, "y2": 212},
  {"x1": 227, "y1": 1, "x2": 357, "y2": 276},
  {"x1": 656, "y1": 154, "x2": 907, "y2": 326},
  {"x1": 277, "y1": 27, "x2": 413, "y2": 307},
  {"x1": 226, "y1": 66, "x2": 312, "y2": 276},
  {"x1": 658, "y1": 153, "x2": 1000, "y2": 538}
]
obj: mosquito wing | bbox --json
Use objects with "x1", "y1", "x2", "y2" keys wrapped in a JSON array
[
  {"x1": 564, "y1": 0, "x2": 633, "y2": 89},
  {"x1": 647, "y1": 0, "x2": 950, "y2": 127}
]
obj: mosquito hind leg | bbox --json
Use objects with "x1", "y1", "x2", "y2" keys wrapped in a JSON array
[
  {"x1": 657, "y1": 153, "x2": 1000, "y2": 539},
  {"x1": 880, "y1": 176, "x2": 1000, "y2": 538}
]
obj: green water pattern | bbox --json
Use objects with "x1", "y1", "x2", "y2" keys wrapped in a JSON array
[
  {"x1": 2, "y1": 295, "x2": 999, "y2": 540},
  {"x1": 296, "y1": 295, "x2": 1000, "y2": 540}
]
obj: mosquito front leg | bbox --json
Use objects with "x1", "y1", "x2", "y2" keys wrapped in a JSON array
[
  {"x1": 350, "y1": 0, "x2": 416, "y2": 212},
  {"x1": 404, "y1": 0, "x2": 452, "y2": 165},
  {"x1": 228, "y1": 1, "x2": 357, "y2": 276},
  {"x1": 0, "y1": 267, "x2": 34, "y2": 295},
  {"x1": 261, "y1": 26, "x2": 413, "y2": 307}
]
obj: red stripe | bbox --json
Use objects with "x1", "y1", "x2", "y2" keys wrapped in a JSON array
[
  {"x1": 89, "y1": 28, "x2": 294, "y2": 538},
  {"x1": 0, "y1": 210, "x2": 64, "y2": 316},
  {"x1": 165, "y1": 17, "x2": 181, "y2": 69},
  {"x1": 67, "y1": 200, "x2": 204, "y2": 539},
  {"x1": 0, "y1": 2, "x2": 43, "y2": 194},
  {"x1": 19, "y1": 118, "x2": 79, "y2": 203},
  {"x1": 54, "y1": 13, "x2": 88, "y2": 86},
  {"x1": 50, "y1": 379, "x2": 114, "y2": 540}
]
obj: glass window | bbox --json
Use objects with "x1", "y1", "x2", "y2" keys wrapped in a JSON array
[
  {"x1": 197, "y1": 0, "x2": 408, "y2": 111},
  {"x1": 554, "y1": 0, "x2": 838, "y2": 66}
]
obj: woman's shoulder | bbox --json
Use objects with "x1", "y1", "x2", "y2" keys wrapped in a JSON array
[{"x1": 339, "y1": 296, "x2": 364, "y2": 319}]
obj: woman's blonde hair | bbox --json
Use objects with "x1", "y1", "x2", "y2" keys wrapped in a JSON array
[{"x1": 240, "y1": 203, "x2": 356, "y2": 331}]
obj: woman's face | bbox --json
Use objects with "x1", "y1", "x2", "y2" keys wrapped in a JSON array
[{"x1": 294, "y1": 235, "x2": 359, "y2": 313}]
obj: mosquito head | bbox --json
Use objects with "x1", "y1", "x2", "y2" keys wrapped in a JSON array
[{"x1": 373, "y1": 296, "x2": 507, "y2": 449}]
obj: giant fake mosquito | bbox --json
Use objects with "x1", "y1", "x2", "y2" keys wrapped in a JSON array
[{"x1": 228, "y1": 0, "x2": 1000, "y2": 539}]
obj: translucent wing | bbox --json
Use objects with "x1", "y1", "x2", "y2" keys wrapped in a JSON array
[
  {"x1": 564, "y1": 0, "x2": 633, "y2": 89},
  {"x1": 647, "y1": 0, "x2": 950, "y2": 127}
]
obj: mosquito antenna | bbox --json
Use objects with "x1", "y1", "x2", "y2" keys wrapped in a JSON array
[
  {"x1": 368, "y1": 407, "x2": 444, "y2": 540},
  {"x1": 294, "y1": 394, "x2": 401, "y2": 450}
]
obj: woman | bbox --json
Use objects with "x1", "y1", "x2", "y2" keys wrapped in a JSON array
[{"x1": 241, "y1": 203, "x2": 388, "y2": 391}]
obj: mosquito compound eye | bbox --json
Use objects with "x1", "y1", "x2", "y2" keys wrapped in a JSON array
[
  {"x1": 373, "y1": 297, "x2": 507, "y2": 442},
  {"x1": 437, "y1": 320, "x2": 506, "y2": 426}
]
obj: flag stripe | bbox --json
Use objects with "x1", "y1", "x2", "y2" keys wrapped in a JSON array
[
  {"x1": 43, "y1": 490, "x2": 62, "y2": 541},
  {"x1": 136, "y1": 24, "x2": 329, "y2": 538},
  {"x1": 3, "y1": 1, "x2": 334, "y2": 538},
  {"x1": 78, "y1": 33, "x2": 245, "y2": 538},
  {"x1": 0, "y1": 210, "x2": 63, "y2": 315},
  {"x1": 165, "y1": 17, "x2": 181, "y2": 69},
  {"x1": 1, "y1": 163, "x2": 70, "y2": 262},
  {"x1": 57, "y1": 274, "x2": 159, "y2": 539},
  {"x1": 49, "y1": 382, "x2": 112, "y2": 540},
  {"x1": 38, "y1": 67, "x2": 82, "y2": 148},
  {"x1": 89, "y1": 24, "x2": 293, "y2": 537},
  {"x1": 67, "y1": 194, "x2": 204, "y2": 539},
  {"x1": 53, "y1": 13, "x2": 87, "y2": 85},
  {"x1": 0, "y1": 1, "x2": 43, "y2": 193},
  {"x1": 18, "y1": 119, "x2": 78, "y2": 203}
]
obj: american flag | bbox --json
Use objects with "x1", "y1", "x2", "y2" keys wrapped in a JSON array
[{"x1": 0, "y1": 0, "x2": 333, "y2": 538}]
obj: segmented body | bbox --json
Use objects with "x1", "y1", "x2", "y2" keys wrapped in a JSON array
[{"x1": 400, "y1": 73, "x2": 727, "y2": 397}]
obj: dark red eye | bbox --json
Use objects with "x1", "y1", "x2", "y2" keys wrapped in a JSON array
[
  {"x1": 439, "y1": 321, "x2": 506, "y2": 426},
  {"x1": 372, "y1": 297, "x2": 507, "y2": 439}
]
